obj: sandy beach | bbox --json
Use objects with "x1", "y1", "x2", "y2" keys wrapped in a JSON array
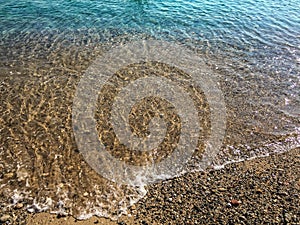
[
  {"x1": 1, "y1": 147, "x2": 298, "y2": 224},
  {"x1": 1, "y1": 1, "x2": 299, "y2": 224}
]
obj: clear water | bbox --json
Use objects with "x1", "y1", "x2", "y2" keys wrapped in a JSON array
[{"x1": 0, "y1": 0, "x2": 299, "y2": 220}]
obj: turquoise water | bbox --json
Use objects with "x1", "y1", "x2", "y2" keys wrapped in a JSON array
[
  {"x1": 1, "y1": 0, "x2": 299, "y2": 55},
  {"x1": 1, "y1": 0, "x2": 299, "y2": 75},
  {"x1": 1, "y1": 0, "x2": 300, "y2": 86},
  {"x1": 0, "y1": 0, "x2": 299, "y2": 220}
]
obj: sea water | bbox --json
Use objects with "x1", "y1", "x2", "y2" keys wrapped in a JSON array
[{"x1": 0, "y1": 0, "x2": 299, "y2": 220}]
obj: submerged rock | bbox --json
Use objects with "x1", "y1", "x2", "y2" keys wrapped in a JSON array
[{"x1": 0, "y1": 214, "x2": 11, "y2": 222}]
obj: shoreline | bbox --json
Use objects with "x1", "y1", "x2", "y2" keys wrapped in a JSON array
[
  {"x1": 1, "y1": 147, "x2": 298, "y2": 224},
  {"x1": 1, "y1": 1, "x2": 299, "y2": 224}
]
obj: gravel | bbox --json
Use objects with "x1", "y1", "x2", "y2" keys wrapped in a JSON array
[{"x1": 1, "y1": 148, "x2": 299, "y2": 225}]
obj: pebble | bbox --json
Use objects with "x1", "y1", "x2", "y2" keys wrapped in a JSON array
[
  {"x1": 278, "y1": 191, "x2": 288, "y2": 196},
  {"x1": 230, "y1": 199, "x2": 240, "y2": 206},
  {"x1": 218, "y1": 188, "x2": 227, "y2": 192},
  {"x1": 256, "y1": 189, "x2": 263, "y2": 194},
  {"x1": 0, "y1": 214, "x2": 10, "y2": 222},
  {"x1": 4, "y1": 173, "x2": 14, "y2": 178},
  {"x1": 17, "y1": 168, "x2": 29, "y2": 182},
  {"x1": 14, "y1": 203, "x2": 24, "y2": 209},
  {"x1": 83, "y1": 192, "x2": 89, "y2": 197}
]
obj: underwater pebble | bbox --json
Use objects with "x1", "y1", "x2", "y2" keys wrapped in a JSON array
[
  {"x1": 14, "y1": 203, "x2": 24, "y2": 209},
  {"x1": 4, "y1": 173, "x2": 14, "y2": 179},
  {"x1": 218, "y1": 188, "x2": 227, "y2": 192},
  {"x1": 0, "y1": 214, "x2": 10, "y2": 222},
  {"x1": 278, "y1": 191, "x2": 288, "y2": 196},
  {"x1": 256, "y1": 189, "x2": 263, "y2": 194},
  {"x1": 16, "y1": 168, "x2": 29, "y2": 182}
]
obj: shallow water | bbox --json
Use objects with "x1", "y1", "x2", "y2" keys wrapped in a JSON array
[{"x1": 0, "y1": 0, "x2": 299, "y2": 220}]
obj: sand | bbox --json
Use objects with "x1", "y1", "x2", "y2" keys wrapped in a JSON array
[{"x1": 1, "y1": 147, "x2": 298, "y2": 225}]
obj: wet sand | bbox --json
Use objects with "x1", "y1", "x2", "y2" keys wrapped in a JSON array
[{"x1": 2, "y1": 147, "x2": 298, "y2": 224}]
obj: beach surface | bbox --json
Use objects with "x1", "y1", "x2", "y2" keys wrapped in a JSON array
[
  {"x1": 1, "y1": 147, "x2": 298, "y2": 224},
  {"x1": 1, "y1": 1, "x2": 299, "y2": 224}
]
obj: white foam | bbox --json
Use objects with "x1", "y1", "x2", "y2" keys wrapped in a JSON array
[{"x1": 2, "y1": 129, "x2": 299, "y2": 221}]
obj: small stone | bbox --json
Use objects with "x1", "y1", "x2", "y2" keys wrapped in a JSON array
[
  {"x1": 15, "y1": 203, "x2": 24, "y2": 209},
  {"x1": 4, "y1": 173, "x2": 14, "y2": 178},
  {"x1": 0, "y1": 214, "x2": 11, "y2": 222},
  {"x1": 239, "y1": 215, "x2": 247, "y2": 220},
  {"x1": 230, "y1": 199, "x2": 240, "y2": 206},
  {"x1": 278, "y1": 191, "x2": 288, "y2": 196},
  {"x1": 218, "y1": 188, "x2": 227, "y2": 192},
  {"x1": 67, "y1": 166, "x2": 74, "y2": 171},
  {"x1": 83, "y1": 192, "x2": 89, "y2": 197},
  {"x1": 256, "y1": 189, "x2": 263, "y2": 194},
  {"x1": 17, "y1": 168, "x2": 29, "y2": 181}
]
